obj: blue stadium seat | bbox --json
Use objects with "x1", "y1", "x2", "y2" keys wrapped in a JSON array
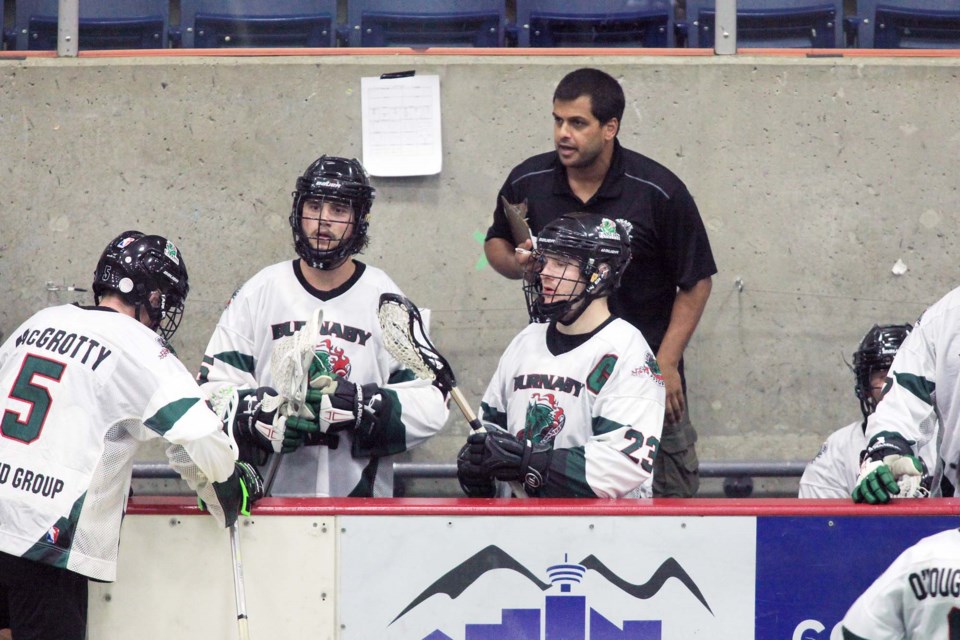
[
  {"x1": 8, "y1": 0, "x2": 169, "y2": 50},
  {"x1": 852, "y1": 1, "x2": 960, "y2": 48},
  {"x1": 345, "y1": 0, "x2": 506, "y2": 47},
  {"x1": 684, "y1": 0, "x2": 845, "y2": 48},
  {"x1": 514, "y1": 0, "x2": 675, "y2": 48},
  {"x1": 175, "y1": 0, "x2": 337, "y2": 48}
]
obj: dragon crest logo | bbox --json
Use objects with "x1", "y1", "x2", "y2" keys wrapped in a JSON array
[
  {"x1": 632, "y1": 352, "x2": 665, "y2": 387},
  {"x1": 314, "y1": 338, "x2": 352, "y2": 378},
  {"x1": 519, "y1": 393, "x2": 566, "y2": 444}
]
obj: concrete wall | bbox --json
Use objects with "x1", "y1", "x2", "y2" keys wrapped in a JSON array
[{"x1": 2, "y1": 54, "x2": 958, "y2": 484}]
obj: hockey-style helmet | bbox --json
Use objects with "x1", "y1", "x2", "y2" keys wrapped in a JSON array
[
  {"x1": 290, "y1": 156, "x2": 376, "y2": 270},
  {"x1": 524, "y1": 212, "x2": 632, "y2": 324},
  {"x1": 852, "y1": 323, "x2": 912, "y2": 420},
  {"x1": 92, "y1": 230, "x2": 190, "y2": 341}
]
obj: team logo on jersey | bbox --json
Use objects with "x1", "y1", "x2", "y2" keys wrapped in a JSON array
[
  {"x1": 519, "y1": 393, "x2": 566, "y2": 444},
  {"x1": 632, "y1": 352, "x2": 665, "y2": 387},
  {"x1": 45, "y1": 526, "x2": 60, "y2": 544},
  {"x1": 314, "y1": 338, "x2": 352, "y2": 378}
]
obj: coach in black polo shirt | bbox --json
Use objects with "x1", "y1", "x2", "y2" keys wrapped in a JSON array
[{"x1": 485, "y1": 67, "x2": 717, "y2": 498}]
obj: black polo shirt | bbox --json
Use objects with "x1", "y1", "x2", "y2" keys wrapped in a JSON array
[{"x1": 487, "y1": 139, "x2": 717, "y2": 358}]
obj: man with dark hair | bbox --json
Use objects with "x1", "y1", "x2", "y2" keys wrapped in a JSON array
[{"x1": 485, "y1": 67, "x2": 716, "y2": 497}]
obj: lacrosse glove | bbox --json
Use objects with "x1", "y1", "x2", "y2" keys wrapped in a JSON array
[
  {"x1": 233, "y1": 387, "x2": 306, "y2": 458},
  {"x1": 457, "y1": 430, "x2": 552, "y2": 497},
  {"x1": 853, "y1": 433, "x2": 924, "y2": 504},
  {"x1": 210, "y1": 461, "x2": 265, "y2": 528},
  {"x1": 456, "y1": 442, "x2": 497, "y2": 498},
  {"x1": 287, "y1": 375, "x2": 385, "y2": 448}
]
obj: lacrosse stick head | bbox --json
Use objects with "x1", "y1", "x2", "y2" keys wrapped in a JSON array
[
  {"x1": 264, "y1": 307, "x2": 323, "y2": 416},
  {"x1": 378, "y1": 293, "x2": 456, "y2": 393}
]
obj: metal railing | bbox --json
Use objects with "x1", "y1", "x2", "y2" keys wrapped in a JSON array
[{"x1": 133, "y1": 459, "x2": 807, "y2": 498}]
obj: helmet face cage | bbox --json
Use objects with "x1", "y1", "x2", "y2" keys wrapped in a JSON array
[
  {"x1": 523, "y1": 213, "x2": 631, "y2": 323},
  {"x1": 92, "y1": 231, "x2": 190, "y2": 341},
  {"x1": 289, "y1": 156, "x2": 375, "y2": 270},
  {"x1": 852, "y1": 323, "x2": 912, "y2": 419}
]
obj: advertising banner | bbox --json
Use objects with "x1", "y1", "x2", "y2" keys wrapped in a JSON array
[{"x1": 339, "y1": 515, "x2": 756, "y2": 640}]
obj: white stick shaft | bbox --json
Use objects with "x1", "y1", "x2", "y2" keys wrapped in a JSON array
[{"x1": 230, "y1": 523, "x2": 251, "y2": 640}]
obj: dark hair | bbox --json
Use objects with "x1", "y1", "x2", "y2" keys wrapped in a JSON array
[{"x1": 553, "y1": 68, "x2": 625, "y2": 128}]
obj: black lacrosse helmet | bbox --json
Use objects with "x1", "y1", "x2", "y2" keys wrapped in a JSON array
[
  {"x1": 92, "y1": 230, "x2": 190, "y2": 341},
  {"x1": 524, "y1": 212, "x2": 632, "y2": 324},
  {"x1": 853, "y1": 323, "x2": 912, "y2": 420},
  {"x1": 290, "y1": 155, "x2": 376, "y2": 270}
]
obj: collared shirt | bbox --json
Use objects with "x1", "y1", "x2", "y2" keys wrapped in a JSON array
[{"x1": 487, "y1": 139, "x2": 717, "y2": 357}]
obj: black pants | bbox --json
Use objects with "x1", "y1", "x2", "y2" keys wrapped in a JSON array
[{"x1": 0, "y1": 551, "x2": 87, "y2": 640}]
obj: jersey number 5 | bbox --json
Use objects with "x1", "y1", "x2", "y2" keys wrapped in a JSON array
[{"x1": 1, "y1": 354, "x2": 66, "y2": 444}]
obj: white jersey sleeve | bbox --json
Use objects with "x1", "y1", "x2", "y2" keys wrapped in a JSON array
[
  {"x1": 481, "y1": 318, "x2": 665, "y2": 498},
  {"x1": 800, "y1": 421, "x2": 866, "y2": 499},
  {"x1": 0, "y1": 305, "x2": 236, "y2": 581},
  {"x1": 864, "y1": 286, "x2": 960, "y2": 491},
  {"x1": 836, "y1": 528, "x2": 960, "y2": 640}
]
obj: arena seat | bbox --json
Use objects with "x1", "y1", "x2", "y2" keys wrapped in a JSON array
[
  {"x1": 8, "y1": 0, "x2": 169, "y2": 50},
  {"x1": 344, "y1": 0, "x2": 506, "y2": 47},
  {"x1": 175, "y1": 0, "x2": 337, "y2": 48},
  {"x1": 513, "y1": 0, "x2": 675, "y2": 48},
  {"x1": 851, "y1": 1, "x2": 960, "y2": 48},
  {"x1": 683, "y1": 0, "x2": 845, "y2": 48}
]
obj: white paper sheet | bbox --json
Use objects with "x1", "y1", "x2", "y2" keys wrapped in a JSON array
[{"x1": 361, "y1": 74, "x2": 442, "y2": 177}]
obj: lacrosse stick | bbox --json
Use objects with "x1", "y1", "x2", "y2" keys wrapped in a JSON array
[
  {"x1": 377, "y1": 293, "x2": 526, "y2": 498},
  {"x1": 260, "y1": 306, "x2": 326, "y2": 494},
  {"x1": 229, "y1": 522, "x2": 251, "y2": 640}
]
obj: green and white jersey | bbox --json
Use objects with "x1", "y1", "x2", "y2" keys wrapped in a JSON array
[
  {"x1": 480, "y1": 317, "x2": 665, "y2": 498},
  {"x1": 199, "y1": 260, "x2": 448, "y2": 497},
  {"x1": 800, "y1": 420, "x2": 939, "y2": 499},
  {"x1": 0, "y1": 305, "x2": 237, "y2": 582},
  {"x1": 837, "y1": 528, "x2": 960, "y2": 640},
  {"x1": 865, "y1": 285, "x2": 960, "y2": 494}
]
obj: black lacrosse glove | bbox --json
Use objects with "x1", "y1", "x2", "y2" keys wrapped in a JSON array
[
  {"x1": 233, "y1": 387, "x2": 306, "y2": 457},
  {"x1": 458, "y1": 430, "x2": 553, "y2": 497},
  {"x1": 212, "y1": 461, "x2": 265, "y2": 528},
  {"x1": 456, "y1": 442, "x2": 497, "y2": 498},
  {"x1": 287, "y1": 376, "x2": 385, "y2": 449}
]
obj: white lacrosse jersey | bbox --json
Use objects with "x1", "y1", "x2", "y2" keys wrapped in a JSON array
[
  {"x1": 836, "y1": 528, "x2": 960, "y2": 640},
  {"x1": 0, "y1": 305, "x2": 237, "y2": 581},
  {"x1": 480, "y1": 317, "x2": 665, "y2": 498},
  {"x1": 800, "y1": 421, "x2": 940, "y2": 499},
  {"x1": 865, "y1": 285, "x2": 960, "y2": 494},
  {"x1": 199, "y1": 260, "x2": 448, "y2": 497}
]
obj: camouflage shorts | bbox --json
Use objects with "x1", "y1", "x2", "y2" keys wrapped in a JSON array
[{"x1": 652, "y1": 409, "x2": 700, "y2": 498}]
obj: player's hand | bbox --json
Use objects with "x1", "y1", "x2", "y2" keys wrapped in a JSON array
[
  {"x1": 852, "y1": 434, "x2": 923, "y2": 504},
  {"x1": 853, "y1": 454, "x2": 923, "y2": 504},
  {"x1": 215, "y1": 461, "x2": 265, "y2": 527},
  {"x1": 458, "y1": 429, "x2": 552, "y2": 496},
  {"x1": 289, "y1": 375, "x2": 385, "y2": 445},
  {"x1": 456, "y1": 442, "x2": 497, "y2": 498},
  {"x1": 234, "y1": 387, "x2": 305, "y2": 454}
]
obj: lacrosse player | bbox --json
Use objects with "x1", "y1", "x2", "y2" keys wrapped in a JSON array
[
  {"x1": 800, "y1": 324, "x2": 937, "y2": 499},
  {"x1": 484, "y1": 68, "x2": 715, "y2": 498},
  {"x1": 0, "y1": 231, "x2": 260, "y2": 640},
  {"x1": 458, "y1": 213, "x2": 665, "y2": 498},
  {"x1": 853, "y1": 286, "x2": 960, "y2": 504},
  {"x1": 199, "y1": 155, "x2": 449, "y2": 497},
  {"x1": 834, "y1": 527, "x2": 960, "y2": 639}
]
